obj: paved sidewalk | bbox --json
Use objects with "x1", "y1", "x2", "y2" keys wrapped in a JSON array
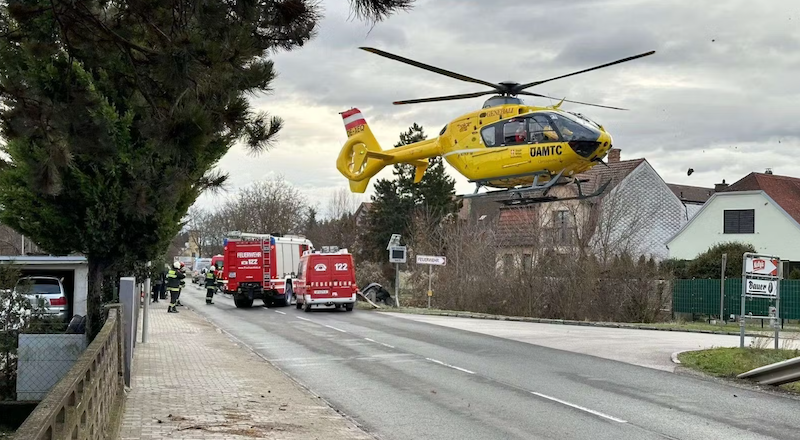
[{"x1": 118, "y1": 303, "x2": 373, "y2": 440}]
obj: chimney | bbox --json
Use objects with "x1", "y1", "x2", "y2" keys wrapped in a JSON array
[
  {"x1": 714, "y1": 179, "x2": 729, "y2": 192},
  {"x1": 765, "y1": 168, "x2": 773, "y2": 175},
  {"x1": 607, "y1": 148, "x2": 621, "y2": 163}
]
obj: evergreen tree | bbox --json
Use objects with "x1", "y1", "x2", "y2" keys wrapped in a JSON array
[
  {"x1": 0, "y1": 0, "x2": 412, "y2": 337},
  {"x1": 361, "y1": 123, "x2": 459, "y2": 262}
]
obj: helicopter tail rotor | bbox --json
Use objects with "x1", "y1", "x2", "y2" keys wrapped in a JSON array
[{"x1": 337, "y1": 108, "x2": 437, "y2": 193}]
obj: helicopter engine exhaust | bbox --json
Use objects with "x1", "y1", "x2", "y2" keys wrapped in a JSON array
[{"x1": 337, "y1": 108, "x2": 436, "y2": 193}]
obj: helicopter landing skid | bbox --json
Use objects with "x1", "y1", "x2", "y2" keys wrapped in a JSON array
[
  {"x1": 498, "y1": 177, "x2": 611, "y2": 206},
  {"x1": 464, "y1": 170, "x2": 566, "y2": 199}
]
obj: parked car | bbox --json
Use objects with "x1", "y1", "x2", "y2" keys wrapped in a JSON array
[{"x1": 14, "y1": 276, "x2": 69, "y2": 322}]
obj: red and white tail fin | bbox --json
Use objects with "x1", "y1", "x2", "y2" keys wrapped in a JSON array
[{"x1": 341, "y1": 108, "x2": 368, "y2": 137}]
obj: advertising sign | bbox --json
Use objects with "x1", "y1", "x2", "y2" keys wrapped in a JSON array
[
  {"x1": 745, "y1": 257, "x2": 779, "y2": 277},
  {"x1": 746, "y1": 279, "x2": 778, "y2": 296}
]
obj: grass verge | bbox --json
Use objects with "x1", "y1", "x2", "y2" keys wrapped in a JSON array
[{"x1": 678, "y1": 348, "x2": 800, "y2": 392}]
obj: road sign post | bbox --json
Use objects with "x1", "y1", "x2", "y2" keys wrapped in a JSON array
[
  {"x1": 740, "y1": 253, "x2": 782, "y2": 348},
  {"x1": 720, "y1": 253, "x2": 727, "y2": 323},
  {"x1": 416, "y1": 255, "x2": 446, "y2": 309},
  {"x1": 387, "y1": 235, "x2": 406, "y2": 308}
]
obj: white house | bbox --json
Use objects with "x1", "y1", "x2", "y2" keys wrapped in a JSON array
[{"x1": 667, "y1": 172, "x2": 800, "y2": 263}]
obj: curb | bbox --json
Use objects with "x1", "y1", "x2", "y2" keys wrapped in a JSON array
[
  {"x1": 671, "y1": 350, "x2": 689, "y2": 364},
  {"x1": 382, "y1": 309, "x2": 770, "y2": 338}
]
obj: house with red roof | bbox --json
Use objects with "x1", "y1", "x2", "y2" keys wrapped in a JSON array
[{"x1": 667, "y1": 171, "x2": 800, "y2": 264}]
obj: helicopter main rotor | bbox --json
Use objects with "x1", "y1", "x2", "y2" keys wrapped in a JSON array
[{"x1": 360, "y1": 47, "x2": 655, "y2": 110}]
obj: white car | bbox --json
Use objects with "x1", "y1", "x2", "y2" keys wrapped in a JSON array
[{"x1": 14, "y1": 276, "x2": 69, "y2": 322}]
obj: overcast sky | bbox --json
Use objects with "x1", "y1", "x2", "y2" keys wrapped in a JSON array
[{"x1": 196, "y1": 0, "x2": 800, "y2": 218}]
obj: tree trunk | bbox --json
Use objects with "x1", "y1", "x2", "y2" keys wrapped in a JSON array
[{"x1": 86, "y1": 258, "x2": 109, "y2": 341}]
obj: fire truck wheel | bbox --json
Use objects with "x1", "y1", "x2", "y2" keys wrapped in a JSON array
[
  {"x1": 234, "y1": 296, "x2": 253, "y2": 308},
  {"x1": 345, "y1": 303, "x2": 354, "y2": 312}
]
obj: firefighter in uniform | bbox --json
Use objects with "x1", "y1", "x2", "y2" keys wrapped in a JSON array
[
  {"x1": 176, "y1": 262, "x2": 186, "y2": 306},
  {"x1": 166, "y1": 261, "x2": 186, "y2": 313},
  {"x1": 204, "y1": 268, "x2": 217, "y2": 304}
]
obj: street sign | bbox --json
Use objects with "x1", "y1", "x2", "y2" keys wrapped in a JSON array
[
  {"x1": 746, "y1": 279, "x2": 778, "y2": 296},
  {"x1": 416, "y1": 255, "x2": 447, "y2": 266},
  {"x1": 746, "y1": 256, "x2": 779, "y2": 277},
  {"x1": 389, "y1": 246, "x2": 407, "y2": 263}
]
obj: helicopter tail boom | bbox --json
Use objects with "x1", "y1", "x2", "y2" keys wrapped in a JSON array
[{"x1": 337, "y1": 108, "x2": 437, "y2": 193}]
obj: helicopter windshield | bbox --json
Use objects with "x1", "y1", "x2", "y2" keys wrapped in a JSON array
[{"x1": 546, "y1": 112, "x2": 600, "y2": 142}]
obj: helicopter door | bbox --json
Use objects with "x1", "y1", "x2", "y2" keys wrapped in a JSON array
[
  {"x1": 528, "y1": 115, "x2": 561, "y2": 144},
  {"x1": 501, "y1": 119, "x2": 528, "y2": 146}
]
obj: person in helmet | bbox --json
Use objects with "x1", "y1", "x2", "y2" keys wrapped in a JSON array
[
  {"x1": 166, "y1": 261, "x2": 186, "y2": 313},
  {"x1": 176, "y1": 262, "x2": 187, "y2": 306},
  {"x1": 203, "y1": 267, "x2": 217, "y2": 305}
]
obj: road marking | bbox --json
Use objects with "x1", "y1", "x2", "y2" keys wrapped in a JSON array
[
  {"x1": 324, "y1": 324, "x2": 347, "y2": 333},
  {"x1": 425, "y1": 358, "x2": 475, "y2": 375},
  {"x1": 274, "y1": 310, "x2": 286, "y2": 315},
  {"x1": 530, "y1": 392, "x2": 627, "y2": 423},
  {"x1": 296, "y1": 316, "x2": 313, "y2": 322},
  {"x1": 364, "y1": 338, "x2": 395, "y2": 349}
]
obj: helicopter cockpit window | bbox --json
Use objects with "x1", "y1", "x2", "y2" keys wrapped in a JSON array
[
  {"x1": 548, "y1": 112, "x2": 600, "y2": 142},
  {"x1": 502, "y1": 120, "x2": 528, "y2": 145},
  {"x1": 528, "y1": 115, "x2": 560, "y2": 144},
  {"x1": 481, "y1": 125, "x2": 497, "y2": 147}
]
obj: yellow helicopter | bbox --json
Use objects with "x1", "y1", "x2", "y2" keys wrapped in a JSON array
[{"x1": 336, "y1": 47, "x2": 655, "y2": 204}]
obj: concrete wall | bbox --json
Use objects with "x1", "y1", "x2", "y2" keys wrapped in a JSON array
[{"x1": 668, "y1": 191, "x2": 800, "y2": 260}]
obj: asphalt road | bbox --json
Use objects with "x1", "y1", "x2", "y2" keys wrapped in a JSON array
[{"x1": 179, "y1": 284, "x2": 800, "y2": 440}]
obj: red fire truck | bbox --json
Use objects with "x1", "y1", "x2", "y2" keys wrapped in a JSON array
[{"x1": 221, "y1": 232, "x2": 313, "y2": 308}]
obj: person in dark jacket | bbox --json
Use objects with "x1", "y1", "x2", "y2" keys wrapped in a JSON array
[
  {"x1": 166, "y1": 261, "x2": 186, "y2": 313},
  {"x1": 204, "y1": 268, "x2": 217, "y2": 304}
]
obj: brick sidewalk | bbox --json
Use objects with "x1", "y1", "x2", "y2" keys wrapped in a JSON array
[{"x1": 117, "y1": 304, "x2": 373, "y2": 439}]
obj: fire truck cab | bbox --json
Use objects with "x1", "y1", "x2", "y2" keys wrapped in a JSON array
[
  {"x1": 221, "y1": 232, "x2": 313, "y2": 308},
  {"x1": 295, "y1": 248, "x2": 357, "y2": 312}
]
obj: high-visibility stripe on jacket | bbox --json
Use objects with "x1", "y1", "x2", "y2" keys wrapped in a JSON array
[{"x1": 166, "y1": 269, "x2": 184, "y2": 291}]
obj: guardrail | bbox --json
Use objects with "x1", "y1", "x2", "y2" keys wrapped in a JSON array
[
  {"x1": 13, "y1": 305, "x2": 124, "y2": 440},
  {"x1": 737, "y1": 356, "x2": 800, "y2": 385}
]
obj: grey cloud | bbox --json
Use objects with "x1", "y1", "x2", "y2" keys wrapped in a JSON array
[{"x1": 202, "y1": 0, "x2": 800, "y2": 204}]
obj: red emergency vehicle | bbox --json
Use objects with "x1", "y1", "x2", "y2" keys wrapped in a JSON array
[
  {"x1": 294, "y1": 248, "x2": 358, "y2": 312},
  {"x1": 221, "y1": 232, "x2": 313, "y2": 308}
]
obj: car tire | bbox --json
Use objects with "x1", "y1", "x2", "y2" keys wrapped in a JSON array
[
  {"x1": 345, "y1": 303, "x2": 354, "y2": 312},
  {"x1": 284, "y1": 285, "x2": 293, "y2": 307}
]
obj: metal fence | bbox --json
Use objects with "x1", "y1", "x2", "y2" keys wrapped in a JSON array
[
  {"x1": 13, "y1": 305, "x2": 124, "y2": 440},
  {"x1": 673, "y1": 279, "x2": 800, "y2": 320}
]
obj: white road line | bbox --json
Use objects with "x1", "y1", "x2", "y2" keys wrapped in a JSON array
[
  {"x1": 274, "y1": 310, "x2": 286, "y2": 315},
  {"x1": 425, "y1": 358, "x2": 475, "y2": 375},
  {"x1": 364, "y1": 338, "x2": 396, "y2": 349},
  {"x1": 324, "y1": 324, "x2": 347, "y2": 333},
  {"x1": 530, "y1": 392, "x2": 627, "y2": 423},
  {"x1": 296, "y1": 316, "x2": 313, "y2": 322}
]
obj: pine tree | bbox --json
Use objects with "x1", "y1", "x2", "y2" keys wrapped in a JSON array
[
  {"x1": 361, "y1": 123, "x2": 459, "y2": 262},
  {"x1": 0, "y1": 0, "x2": 412, "y2": 337}
]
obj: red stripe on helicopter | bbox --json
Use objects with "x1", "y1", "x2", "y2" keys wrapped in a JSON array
[{"x1": 344, "y1": 116, "x2": 366, "y2": 130}]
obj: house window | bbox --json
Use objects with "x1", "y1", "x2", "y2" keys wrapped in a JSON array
[
  {"x1": 522, "y1": 254, "x2": 532, "y2": 271},
  {"x1": 553, "y1": 210, "x2": 572, "y2": 245},
  {"x1": 723, "y1": 209, "x2": 755, "y2": 234}
]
